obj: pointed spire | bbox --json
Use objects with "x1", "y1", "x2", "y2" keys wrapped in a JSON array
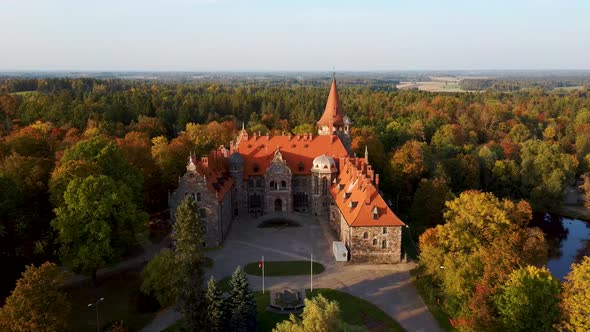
[
  {"x1": 241, "y1": 122, "x2": 245, "y2": 131},
  {"x1": 365, "y1": 146, "x2": 369, "y2": 164},
  {"x1": 317, "y1": 72, "x2": 344, "y2": 127}
]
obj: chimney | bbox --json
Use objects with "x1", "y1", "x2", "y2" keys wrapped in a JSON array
[
  {"x1": 365, "y1": 184, "x2": 372, "y2": 205},
  {"x1": 375, "y1": 174, "x2": 380, "y2": 189},
  {"x1": 266, "y1": 132, "x2": 270, "y2": 141},
  {"x1": 288, "y1": 133, "x2": 292, "y2": 141}
]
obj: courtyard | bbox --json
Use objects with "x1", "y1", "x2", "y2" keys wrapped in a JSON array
[{"x1": 197, "y1": 212, "x2": 442, "y2": 332}]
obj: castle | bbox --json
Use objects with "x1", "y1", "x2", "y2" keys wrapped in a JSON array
[{"x1": 169, "y1": 76, "x2": 405, "y2": 263}]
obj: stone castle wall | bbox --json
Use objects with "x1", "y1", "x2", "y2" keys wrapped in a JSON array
[{"x1": 348, "y1": 226, "x2": 402, "y2": 263}]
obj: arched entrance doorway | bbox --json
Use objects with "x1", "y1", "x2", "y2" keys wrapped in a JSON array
[{"x1": 274, "y1": 198, "x2": 283, "y2": 212}]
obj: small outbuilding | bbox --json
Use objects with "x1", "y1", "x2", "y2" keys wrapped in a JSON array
[{"x1": 333, "y1": 241, "x2": 349, "y2": 261}]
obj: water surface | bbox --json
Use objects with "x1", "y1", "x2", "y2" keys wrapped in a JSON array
[{"x1": 533, "y1": 213, "x2": 590, "y2": 280}]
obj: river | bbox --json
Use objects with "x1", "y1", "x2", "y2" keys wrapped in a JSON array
[{"x1": 532, "y1": 213, "x2": 590, "y2": 280}]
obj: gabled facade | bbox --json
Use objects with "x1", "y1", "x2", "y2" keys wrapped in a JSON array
[{"x1": 169, "y1": 76, "x2": 405, "y2": 263}]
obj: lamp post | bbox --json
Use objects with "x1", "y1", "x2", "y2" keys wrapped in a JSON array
[{"x1": 88, "y1": 297, "x2": 104, "y2": 332}]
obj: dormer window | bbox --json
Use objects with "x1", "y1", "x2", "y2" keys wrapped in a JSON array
[
  {"x1": 339, "y1": 184, "x2": 345, "y2": 190},
  {"x1": 349, "y1": 201, "x2": 358, "y2": 209},
  {"x1": 372, "y1": 206, "x2": 379, "y2": 220},
  {"x1": 344, "y1": 192, "x2": 351, "y2": 199}
]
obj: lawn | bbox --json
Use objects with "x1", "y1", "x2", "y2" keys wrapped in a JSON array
[
  {"x1": 163, "y1": 288, "x2": 405, "y2": 331},
  {"x1": 257, "y1": 288, "x2": 405, "y2": 331},
  {"x1": 244, "y1": 261, "x2": 325, "y2": 276},
  {"x1": 65, "y1": 266, "x2": 158, "y2": 331}
]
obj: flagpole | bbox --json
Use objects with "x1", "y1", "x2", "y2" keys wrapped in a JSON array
[
  {"x1": 262, "y1": 255, "x2": 265, "y2": 294},
  {"x1": 310, "y1": 252, "x2": 313, "y2": 293}
]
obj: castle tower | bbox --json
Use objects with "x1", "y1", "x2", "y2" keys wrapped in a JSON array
[
  {"x1": 317, "y1": 73, "x2": 353, "y2": 153},
  {"x1": 311, "y1": 154, "x2": 338, "y2": 216},
  {"x1": 229, "y1": 151, "x2": 244, "y2": 217}
]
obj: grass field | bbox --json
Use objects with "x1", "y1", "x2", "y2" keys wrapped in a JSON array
[
  {"x1": 168, "y1": 288, "x2": 405, "y2": 332},
  {"x1": 66, "y1": 266, "x2": 158, "y2": 332},
  {"x1": 396, "y1": 76, "x2": 465, "y2": 92},
  {"x1": 9, "y1": 90, "x2": 38, "y2": 95},
  {"x1": 244, "y1": 260, "x2": 325, "y2": 276}
]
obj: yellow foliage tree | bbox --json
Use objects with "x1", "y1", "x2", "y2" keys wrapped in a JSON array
[
  {"x1": 561, "y1": 256, "x2": 590, "y2": 331},
  {"x1": 0, "y1": 262, "x2": 70, "y2": 332}
]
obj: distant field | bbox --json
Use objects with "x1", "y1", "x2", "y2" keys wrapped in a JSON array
[
  {"x1": 397, "y1": 79, "x2": 464, "y2": 92},
  {"x1": 552, "y1": 85, "x2": 586, "y2": 91},
  {"x1": 9, "y1": 90, "x2": 38, "y2": 95}
]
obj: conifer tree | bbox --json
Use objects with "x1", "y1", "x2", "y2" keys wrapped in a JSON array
[
  {"x1": 174, "y1": 197, "x2": 207, "y2": 331},
  {"x1": 228, "y1": 266, "x2": 257, "y2": 332},
  {"x1": 174, "y1": 196, "x2": 205, "y2": 268},
  {"x1": 206, "y1": 276, "x2": 224, "y2": 332}
]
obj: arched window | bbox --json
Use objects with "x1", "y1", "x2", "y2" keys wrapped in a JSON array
[
  {"x1": 363, "y1": 232, "x2": 368, "y2": 239},
  {"x1": 382, "y1": 240, "x2": 387, "y2": 249},
  {"x1": 372, "y1": 239, "x2": 377, "y2": 246},
  {"x1": 321, "y1": 177, "x2": 328, "y2": 196}
]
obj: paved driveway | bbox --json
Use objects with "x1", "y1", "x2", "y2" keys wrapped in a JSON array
[{"x1": 142, "y1": 212, "x2": 442, "y2": 332}]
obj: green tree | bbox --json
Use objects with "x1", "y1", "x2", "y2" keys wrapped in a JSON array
[
  {"x1": 206, "y1": 276, "x2": 224, "y2": 332},
  {"x1": 418, "y1": 191, "x2": 547, "y2": 324},
  {"x1": 273, "y1": 294, "x2": 365, "y2": 332},
  {"x1": 561, "y1": 256, "x2": 590, "y2": 331},
  {"x1": 0, "y1": 262, "x2": 70, "y2": 332},
  {"x1": 228, "y1": 266, "x2": 257, "y2": 332},
  {"x1": 58, "y1": 136, "x2": 143, "y2": 205},
  {"x1": 140, "y1": 248, "x2": 180, "y2": 307},
  {"x1": 174, "y1": 197, "x2": 205, "y2": 267},
  {"x1": 495, "y1": 266, "x2": 560, "y2": 332},
  {"x1": 520, "y1": 139, "x2": 578, "y2": 210},
  {"x1": 291, "y1": 123, "x2": 314, "y2": 135},
  {"x1": 51, "y1": 175, "x2": 147, "y2": 280},
  {"x1": 410, "y1": 178, "x2": 453, "y2": 232},
  {"x1": 174, "y1": 197, "x2": 208, "y2": 331}
]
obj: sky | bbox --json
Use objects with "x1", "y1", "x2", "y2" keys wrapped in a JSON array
[{"x1": 1, "y1": 0, "x2": 589, "y2": 71}]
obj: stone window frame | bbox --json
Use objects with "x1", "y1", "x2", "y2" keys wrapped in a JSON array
[
  {"x1": 363, "y1": 232, "x2": 368, "y2": 239},
  {"x1": 382, "y1": 227, "x2": 387, "y2": 234},
  {"x1": 382, "y1": 240, "x2": 387, "y2": 249},
  {"x1": 372, "y1": 238, "x2": 377, "y2": 246}
]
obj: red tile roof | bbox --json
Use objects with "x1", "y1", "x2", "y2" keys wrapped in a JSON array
[
  {"x1": 317, "y1": 78, "x2": 345, "y2": 127},
  {"x1": 330, "y1": 157, "x2": 405, "y2": 227},
  {"x1": 234, "y1": 132, "x2": 348, "y2": 179},
  {"x1": 189, "y1": 149, "x2": 234, "y2": 201}
]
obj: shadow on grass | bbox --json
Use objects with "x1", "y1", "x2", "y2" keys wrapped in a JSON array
[{"x1": 65, "y1": 266, "x2": 158, "y2": 331}]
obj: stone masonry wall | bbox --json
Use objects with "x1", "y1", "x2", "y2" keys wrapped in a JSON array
[
  {"x1": 168, "y1": 171, "x2": 225, "y2": 248},
  {"x1": 349, "y1": 226, "x2": 402, "y2": 263}
]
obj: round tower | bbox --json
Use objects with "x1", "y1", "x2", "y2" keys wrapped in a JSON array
[{"x1": 311, "y1": 154, "x2": 337, "y2": 216}]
